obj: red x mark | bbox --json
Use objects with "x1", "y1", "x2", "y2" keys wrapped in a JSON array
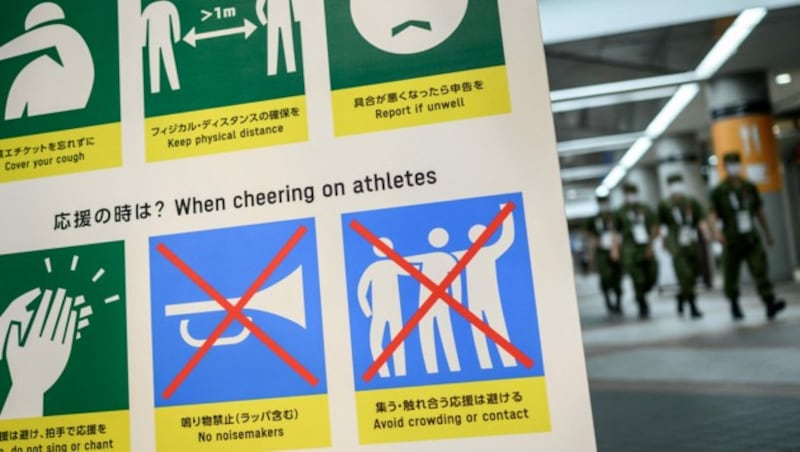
[
  {"x1": 351, "y1": 202, "x2": 534, "y2": 382},
  {"x1": 157, "y1": 226, "x2": 318, "y2": 399}
]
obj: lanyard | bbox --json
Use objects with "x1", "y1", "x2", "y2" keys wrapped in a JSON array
[
  {"x1": 672, "y1": 202, "x2": 693, "y2": 226},
  {"x1": 728, "y1": 190, "x2": 747, "y2": 211},
  {"x1": 627, "y1": 208, "x2": 644, "y2": 225}
]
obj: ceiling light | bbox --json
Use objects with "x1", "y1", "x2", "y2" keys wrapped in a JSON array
[
  {"x1": 557, "y1": 132, "x2": 642, "y2": 155},
  {"x1": 694, "y1": 7, "x2": 768, "y2": 79},
  {"x1": 775, "y1": 73, "x2": 792, "y2": 85},
  {"x1": 644, "y1": 83, "x2": 700, "y2": 137},
  {"x1": 618, "y1": 137, "x2": 654, "y2": 169},
  {"x1": 599, "y1": 166, "x2": 627, "y2": 193},
  {"x1": 561, "y1": 164, "x2": 615, "y2": 182},
  {"x1": 550, "y1": 72, "x2": 696, "y2": 102},
  {"x1": 551, "y1": 86, "x2": 677, "y2": 113}
]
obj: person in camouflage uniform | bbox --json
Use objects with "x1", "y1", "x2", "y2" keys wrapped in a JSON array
[
  {"x1": 658, "y1": 173, "x2": 707, "y2": 318},
  {"x1": 614, "y1": 183, "x2": 659, "y2": 319},
  {"x1": 586, "y1": 194, "x2": 623, "y2": 315},
  {"x1": 709, "y1": 152, "x2": 786, "y2": 320}
]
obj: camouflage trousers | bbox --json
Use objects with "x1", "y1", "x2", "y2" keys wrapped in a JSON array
[
  {"x1": 672, "y1": 245, "x2": 701, "y2": 299},
  {"x1": 622, "y1": 245, "x2": 658, "y2": 300},
  {"x1": 595, "y1": 250, "x2": 622, "y2": 295},
  {"x1": 722, "y1": 234, "x2": 773, "y2": 301}
]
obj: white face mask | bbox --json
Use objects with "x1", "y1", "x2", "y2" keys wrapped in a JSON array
[
  {"x1": 625, "y1": 194, "x2": 639, "y2": 204},
  {"x1": 670, "y1": 182, "x2": 686, "y2": 196},
  {"x1": 726, "y1": 163, "x2": 742, "y2": 177}
]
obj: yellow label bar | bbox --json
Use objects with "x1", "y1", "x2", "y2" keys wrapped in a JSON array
[
  {"x1": 145, "y1": 96, "x2": 308, "y2": 162},
  {"x1": 0, "y1": 123, "x2": 121, "y2": 183},
  {"x1": 155, "y1": 394, "x2": 330, "y2": 451},
  {"x1": 356, "y1": 376, "x2": 550, "y2": 444},
  {"x1": 0, "y1": 409, "x2": 130, "y2": 451},
  {"x1": 332, "y1": 65, "x2": 511, "y2": 136}
]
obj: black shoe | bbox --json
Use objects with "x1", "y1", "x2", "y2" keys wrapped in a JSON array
[
  {"x1": 637, "y1": 297, "x2": 650, "y2": 319},
  {"x1": 603, "y1": 292, "x2": 617, "y2": 315},
  {"x1": 676, "y1": 294, "x2": 685, "y2": 316},
  {"x1": 688, "y1": 296, "x2": 703, "y2": 319},
  {"x1": 767, "y1": 298, "x2": 786, "y2": 320},
  {"x1": 730, "y1": 297, "x2": 744, "y2": 320},
  {"x1": 613, "y1": 292, "x2": 623, "y2": 315}
]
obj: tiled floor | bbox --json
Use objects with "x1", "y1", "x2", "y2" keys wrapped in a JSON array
[
  {"x1": 576, "y1": 273, "x2": 800, "y2": 451},
  {"x1": 591, "y1": 391, "x2": 800, "y2": 452}
]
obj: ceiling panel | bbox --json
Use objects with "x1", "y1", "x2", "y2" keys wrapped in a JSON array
[
  {"x1": 544, "y1": 5, "x2": 800, "y2": 219},
  {"x1": 554, "y1": 98, "x2": 669, "y2": 141},
  {"x1": 545, "y1": 20, "x2": 717, "y2": 91}
]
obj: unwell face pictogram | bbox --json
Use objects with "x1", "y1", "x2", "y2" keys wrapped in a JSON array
[{"x1": 350, "y1": 0, "x2": 469, "y2": 54}]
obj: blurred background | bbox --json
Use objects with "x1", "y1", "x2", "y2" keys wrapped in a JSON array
[{"x1": 538, "y1": 1, "x2": 800, "y2": 450}]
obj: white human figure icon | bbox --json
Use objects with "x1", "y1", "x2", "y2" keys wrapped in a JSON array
[
  {"x1": 255, "y1": 0, "x2": 298, "y2": 76},
  {"x1": 0, "y1": 2, "x2": 94, "y2": 120},
  {"x1": 454, "y1": 205, "x2": 516, "y2": 369},
  {"x1": 407, "y1": 228, "x2": 462, "y2": 374},
  {"x1": 357, "y1": 238, "x2": 408, "y2": 378},
  {"x1": 350, "y1": 0, "x2": 469, "y2": 54},
  {"x1": 142, "y1": 1, "x2": 181, "y2": 94},
  {"x1": 1, "y1": 288, "x2": 77, "y2": 419}
]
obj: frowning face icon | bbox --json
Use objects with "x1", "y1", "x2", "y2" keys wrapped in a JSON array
[{"x1": 350, "y1": 0, "x2": 469, "y2": 55}]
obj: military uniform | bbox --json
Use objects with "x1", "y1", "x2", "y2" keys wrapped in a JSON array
[
  {"x1": 710, "y1": 153, "x2": 786, "y2": 320},
  {"x1": 587, "y1": 209, "x2": 622, "y2": 314},
  {"x1": 658, "y1": 176, "x2": 705, "y2": 318},
  {"x1": 615, "y1": 187, "x2": 658, "y2": 318}
]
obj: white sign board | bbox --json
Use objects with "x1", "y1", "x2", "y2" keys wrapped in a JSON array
[{"x1": 0, "y1": 0, "x2": 595, "y2": 450}]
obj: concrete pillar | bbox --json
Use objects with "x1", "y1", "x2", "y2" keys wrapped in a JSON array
[
  {"x1": 705, "y1": 72, "x2": 794, "y2": 281},
  {"x1": 654, "y1": 134, "x2": 707, "y2": 205}
]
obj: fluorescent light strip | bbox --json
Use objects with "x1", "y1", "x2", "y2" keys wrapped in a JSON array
[
  {"x1": 618, "y1": 137, "x2": 654, "y2": 169},
  {"x1": 560, "y1": 164, "x2": 615, "y2": 182},
  {"x1": 552, "y1": 86, "x2": 677, "y2": 113},
  {"x1": 694, "y1": 7, "x2": 768, "y2": 79},
  {"x1": 557, "y1": 132, "x2": 642, "y2": 155},
  {"x1": 550, "y1": 72, "x2": 696, "y2": 102},
  {"x1": 644, "y1": 83, "x2": 700, "y2": 137},
  {"x1": 596, "y1": 7, "x2": 767, "y2": 194},
  {"x1": 598, "y1": 166, "x2": 627, "y2": 194},
  {"x1": 594, "y1": 186, "x2": 611, "y2": 197}
]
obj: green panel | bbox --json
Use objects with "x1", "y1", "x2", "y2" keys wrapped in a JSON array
[
  {"x1": 0, "y1": 241, "x2": 128, "y2": 416},
  {"x1": 0, "y1": 0, "x2": 120, "y2": 139},
  {"x1": 143, "y1": 0, "x2": 305, "y2": 117},
  {"x1": 326, "y1": 0, "x2": 506, "y2": 89}
]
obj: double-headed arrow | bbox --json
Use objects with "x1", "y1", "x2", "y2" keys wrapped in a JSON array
[{"x1": 183, "y1": 18, "x2": 257, "y2": 47}]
